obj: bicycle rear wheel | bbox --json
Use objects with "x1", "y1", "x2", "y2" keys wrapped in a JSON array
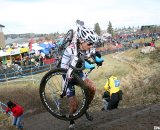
[
  {"x1": 62, "y1": 29, "x2": 73, "y2": 48},
  {"x1": 39, "y1": 68, "x2": 89, "y2": 121}
]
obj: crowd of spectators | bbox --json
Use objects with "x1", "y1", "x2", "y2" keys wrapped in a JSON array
[
  {"x1": 0, "y1": 32, "x2": 160, "y2": 76},
  {"x1": 0, "y1": 44, "x2": 58, "y2": 75},
  {"x1": 101, "y1": 32, "x2": 159, "y2": 50}
]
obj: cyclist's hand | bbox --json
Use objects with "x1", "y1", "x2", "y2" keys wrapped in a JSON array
[
  {"x1": 95, "y1": 52, "x2": 104, "y2": 66},
  {"x1": 85, "y1": 59, "x2": 94, "y2": 64},
  {"x1": 95, "y1": 51, "x2": 101, "y2": 58},
  {"x1": 96, "y1": 61, "x2": 103, "y2": 66},
  {"x1": 91, "y1": 51, "x2": 104, "y2": 67}
]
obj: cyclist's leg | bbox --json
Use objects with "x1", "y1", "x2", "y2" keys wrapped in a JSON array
[
  {"x1": 78, "y1": 72, "x2": 96, "y2": 105},
  {"x1": 83, "y1": 77, "x2": 96, "y2": 121},
  {"x1": 68, "y1": 96, "x2": 78, "y2": 113},
  {"x1": 83, "y1": 78, "x2": 96, "y2": 104},
  {"x1": 68, "y1": 103, "x2": 76, "y2": 129},
  {"x1": 62, "y1": 73, "x2": 79, "y2": 113},
  {"x1": 67, "y1": 81, "x2": 78, "y2": 128},
  {"x1": 68, "y1": 96, "x2": 77, "y2": 128},
  {"x1": 67, "y1": 80, "x2": 79, "y2": 112}
]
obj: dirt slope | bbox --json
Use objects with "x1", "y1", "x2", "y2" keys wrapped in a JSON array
[{"x1": 24, "y1": 103, "x2": 160, "y2": 130}]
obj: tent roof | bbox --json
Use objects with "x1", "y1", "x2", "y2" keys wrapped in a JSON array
[
  {"x1": 0, "y1": 50, "x2": 9, "y2": 57},
  {"x1": 32, "y1": 45, "x2": 44, "y2": 51},
  {"x1": 20, "y1": 48, "x2": 29, "y2": 53}
]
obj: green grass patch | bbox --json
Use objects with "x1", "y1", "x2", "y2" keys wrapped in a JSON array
[{"x1": 88, "y1": 55, "x2": 133, "y2": 92}]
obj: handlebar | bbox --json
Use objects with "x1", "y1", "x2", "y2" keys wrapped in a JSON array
[
  {"x1": 69, "y1": 55, "x2": 85, "y2": 71},
  {"x1": 69, "y1": 61, "x2": 85, "y2": 71},
  {"x1": 69, "y1": 54, "x2": 104, "y2": 71}
]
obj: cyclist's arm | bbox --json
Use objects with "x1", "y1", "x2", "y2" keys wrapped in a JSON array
[
  {"x1": 60, "y1": 46, "x2": 75, "y2": 69},
  {"x1": 85, "y1": 47, "x2": 96, "y2": 58}
]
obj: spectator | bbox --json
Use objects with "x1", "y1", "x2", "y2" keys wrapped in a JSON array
[
  {"x1": 0, "y1": 61, "x2": 3, "y2": 73},
  {"x1": 34, "y1": 54, "x2": 39, "y2": 62},
  {"x1": 39, "y1": 55, "x2": 44, "y2": 66},
  {"x1": 5, "y1": 101, "x2": 24, "y2": 130},
  {"x1": 102, "y1": 75, "x2": 123, "y2": 111},
  {"x1": 152, "y1": 37, "x2": 156, "y2": 42},
  {"x1": 150, "y1": 42, "x2": 155, "y2": 47}
]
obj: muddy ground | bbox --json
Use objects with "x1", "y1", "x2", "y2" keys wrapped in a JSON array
[{"x1": 24, "y1": 103, "x2": 160, "y2": 130}]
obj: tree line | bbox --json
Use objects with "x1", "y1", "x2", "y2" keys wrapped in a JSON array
[{"x1": 94, "y1": 21, "x2": 160, "y2": 36}]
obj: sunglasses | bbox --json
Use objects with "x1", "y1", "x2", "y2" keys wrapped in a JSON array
[
  {"x1": 87, "y1": 43, "x2": 93, "y2": 46},
  {"x1": 80, "y1": 40, "x2": 93, "y2": 46}
]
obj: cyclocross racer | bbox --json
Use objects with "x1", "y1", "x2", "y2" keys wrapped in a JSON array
[{"x1": 60, "y1": 20, "x2": 103, "y2": 129}]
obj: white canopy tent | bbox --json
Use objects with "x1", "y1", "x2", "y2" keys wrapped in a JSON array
[
  {"x1": 0, "y1": 50, "x2": 10, "y2": 57},
  {"x1": 32, "y1": 45, "x2": 44, "y2": 51}
]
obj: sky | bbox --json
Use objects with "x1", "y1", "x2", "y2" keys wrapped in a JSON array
[{"x1": 0, "y1": 0, "x2": 160, "y2": 34}]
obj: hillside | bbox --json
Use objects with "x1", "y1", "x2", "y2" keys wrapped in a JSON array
[
  {"x1": 22, "y1": 103, "x2": 160, "y2": 130},
  {"x1": 0, "y1": 46, "x2": 160, "y2": 130}
]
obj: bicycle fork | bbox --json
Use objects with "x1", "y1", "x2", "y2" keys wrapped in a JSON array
[
  {"x1": 52, "y1": 72, "x2": 71, "y2": 110},
  {"x1": 60, "y1": 68, "x2": 73, "y2": 98},
  {"x1": 61, "y1": 74, "x2": 71, "y2": 98},
  {"x1": 53, "y1": 80, "x2": 69, "y2": 111}
]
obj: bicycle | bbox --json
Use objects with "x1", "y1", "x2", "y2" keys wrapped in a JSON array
[{"x1": 39, "y1": 21, "x2": 104, "y2": 121}]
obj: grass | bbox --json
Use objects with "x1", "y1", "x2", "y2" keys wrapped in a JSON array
[
  {"x1": 149, "y1": 48, "x2": 160, "y2": 62},
  {"x1": 89, "y1": 54, "x2": 133, "y2": 90},
  {"x1": 0, "y1": 82, "x2": 44, "y2": 111},
  {"x1": 0, "y1": 111, "x2": 15, "y2": 130},
  {"x1": 118, "y1": 47, "x2": 160, "y2": 107}
]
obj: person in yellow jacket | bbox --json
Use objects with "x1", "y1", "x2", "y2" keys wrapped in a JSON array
[{"x1": 102, "y1": 75, "x2": 123, "y2": 111}]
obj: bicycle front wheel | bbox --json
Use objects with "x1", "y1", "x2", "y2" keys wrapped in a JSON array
[{"x1": 39, "y1": 68, "x2": 89, "y2": 121}]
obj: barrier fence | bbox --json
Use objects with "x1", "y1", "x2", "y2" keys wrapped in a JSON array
[{"x1": 0, "y1": 63, "x2": 56, "y2": 82}]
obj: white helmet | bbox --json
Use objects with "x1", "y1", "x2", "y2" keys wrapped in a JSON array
[{"x1": 76, "y1": 21, "x2": 98, "y2": 45}]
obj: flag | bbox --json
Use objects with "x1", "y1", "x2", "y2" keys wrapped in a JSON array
[{"x1": 29, "y1": 38, "x2": 34, "y2": 51}]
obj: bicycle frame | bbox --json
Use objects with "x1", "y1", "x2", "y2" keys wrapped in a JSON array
[{"x1": 60, "y1": 31, "x2": 79, "y2": 98}]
